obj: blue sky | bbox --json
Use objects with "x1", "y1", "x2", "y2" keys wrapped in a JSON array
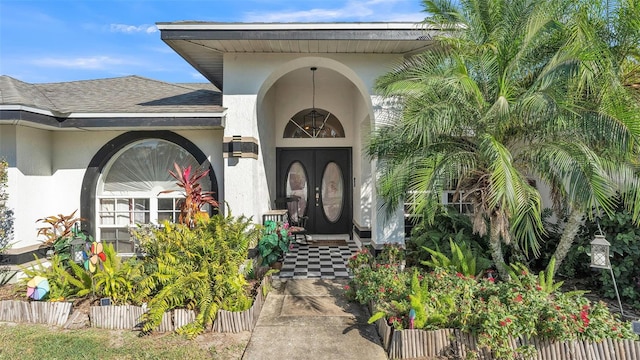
[{"x1": 0, "y1": 0, "x2": 426, "y2": 83}]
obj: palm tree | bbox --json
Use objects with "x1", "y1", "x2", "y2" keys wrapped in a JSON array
[
  {"x1": 547, "y1": 0, "x2": 640, "y2": 272},
  {"x1": 369, "y1": 0, "x2": 640, "y2": 278}
]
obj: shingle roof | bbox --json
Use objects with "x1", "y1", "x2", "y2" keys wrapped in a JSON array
[{"x1": 0, "y1": 75, "x2": 223, "y2": 114}]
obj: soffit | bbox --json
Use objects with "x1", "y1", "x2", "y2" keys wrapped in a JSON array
[{"x1": 158, "y1": 22, "x2": 439, "y2": 91}]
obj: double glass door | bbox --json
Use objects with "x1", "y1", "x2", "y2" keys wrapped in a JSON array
[{"x1": 276, "y1": 148, "x2": 352, "y2": 234}]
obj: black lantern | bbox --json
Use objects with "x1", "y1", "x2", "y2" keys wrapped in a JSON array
[{"x1": 70, "y1": 224, "x2": 86, "y2": 264}]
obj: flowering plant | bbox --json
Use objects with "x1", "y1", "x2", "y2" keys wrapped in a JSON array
[{"x1": 347, "y1": 259, "x2": 638, "y2": 360}]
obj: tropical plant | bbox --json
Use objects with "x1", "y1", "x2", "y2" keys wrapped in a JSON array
[
  {"x1": 36, "y1": 210, "x2": 83, "y2": 245},
  {"x1": 546, "y1": 0, "x2": 640, "y2": 273},
  {"x1": 350, "y1": 263, "x2": 637, "y2": 360},
  {"x1": 407, "y1": 210, "x2": 490, "y2": 267},
  {"x1": 375, "y1": 243, "x2": 405, "y2": 266},
  {"x1": 21, "y1": 255, "x2": 93, "y2": 300},
  {"x1": 420, "y1": 238, "x2": 490, "y2": 278},
  {"x1": 92, "y1": 244, "x2": 149, "y2": 305},
  {"x1": 564, "y1": 201, "x2": 640, "y2": 310},
  {"x1": 140, "y1": 213, "x2": 259, "y2": 337},
  {"x1": 159, "y1": 162, "x2": 219, "y2": 228},
  {"x1": 257, "y1": 220, "x2": 290, "y2": 267},
  {"x1": 368, "y1": 0, "x2": 640, "y2": 279}
]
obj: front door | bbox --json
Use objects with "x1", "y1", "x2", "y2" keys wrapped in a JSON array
[{"x1": 276, "y1": 148, "x2": 352, "y2": 234}]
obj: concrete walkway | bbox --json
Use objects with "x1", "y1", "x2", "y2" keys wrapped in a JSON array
[{"x1": 242, "y1": 279, "x2": 388, "y2": 360}]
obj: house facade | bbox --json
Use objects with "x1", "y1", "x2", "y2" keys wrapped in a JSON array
[{"x1": 0, "y1": 22, "x2": 439, "y2": 262}]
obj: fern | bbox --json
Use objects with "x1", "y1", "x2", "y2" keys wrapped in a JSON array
[
  {"x1": 140, "y1": 213, "x2": 259, "y2": 336},
  {"x1": 538, "y1": 257, "x2": 564, "y2": 294}
]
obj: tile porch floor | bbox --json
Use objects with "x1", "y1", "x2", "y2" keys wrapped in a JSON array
[{"x1": 273, "y1": 234, "x2": 360, "y2": 280}]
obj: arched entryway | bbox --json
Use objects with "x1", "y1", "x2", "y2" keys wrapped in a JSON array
[{"x1": 256, "y1": 59, "x2": 374, "y2": 238}]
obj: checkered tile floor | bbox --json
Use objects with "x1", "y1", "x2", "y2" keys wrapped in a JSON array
[{"x1": 274, "y1": 240, "x2": 360, "y2": 280}]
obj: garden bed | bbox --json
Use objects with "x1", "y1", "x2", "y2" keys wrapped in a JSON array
[
  {"x1": 0, "y1": 275, "x2": 272, "y2": 333},
  {"x1": 373, "y1": 318, "x2": 640, "y2": 359}
]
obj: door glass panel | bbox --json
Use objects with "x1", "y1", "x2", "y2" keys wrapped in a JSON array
[
  {"x1": 321, "y1": 162, "x2": 343, "y2": 223},
  {"x1": 286, "y1": 162, "x2": 308, "y2": 221}
]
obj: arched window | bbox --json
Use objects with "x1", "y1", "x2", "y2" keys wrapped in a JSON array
[
  {"x1": 96, "y1": 139, "x2": 210, "y2": 253},
  {"x1": 283, "y1": 108, "x2": 345, "y2": 138}
]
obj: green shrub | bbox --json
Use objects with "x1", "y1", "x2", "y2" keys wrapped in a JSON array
[
  {"x1": 407, "y1": 210, "x2": 491, "y2": 268},
  {"x1": 140, "y1": 213, "x2": 259, "y2": 337},
  {"x1": 348, "y1": 263, "x2": 637, "y2": 360},
  {"x1": 421, "y1": 239, "x2": 490, "y2": 277},
  {"x1": 92, "y1": 244, "x2": 149, "y2": 305},
  {"x1": 562, "y1": 201, "x2": 640, "y2": 310},
  {"x1": 257, "y1": 220, "x2": 290, "y2": 266},
  {"x1": 21, "y1": 255, "x2": 93, "y2": 300}
]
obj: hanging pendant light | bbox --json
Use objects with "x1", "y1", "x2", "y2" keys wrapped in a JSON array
[{"x1": 303, "y1": 67, "x2": 325, "y2": 137}]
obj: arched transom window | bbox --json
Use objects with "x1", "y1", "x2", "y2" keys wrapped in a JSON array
[
  {"x1": 96, "y1": 139, "x2": 210, "y2": 253},
  {"x1": 284, "y1": 108, "x2": 345, "y2": 138}
]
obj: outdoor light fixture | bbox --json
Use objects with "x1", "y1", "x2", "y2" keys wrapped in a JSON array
[
  {"x1": 70, "y1": 223, "x2": 86, "y2": 264},
  {"x1": 302, "y1": 67, "x2": 327, "y2": 137},
  {"x1": 589, "y1": 222, "x2": 625, "y2": 317},
  {"x1": 590, "y1": 232, "x2": 611, "y2": 269}
]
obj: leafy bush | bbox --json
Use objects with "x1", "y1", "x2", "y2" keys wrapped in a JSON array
[
  {"x1": 21, "y1": 255, "x2": 93, "y2": 301},
  {"x1": 92, "y1": 244, "x2": 149, "y2": 305},
  {"x1": 561, "y1": 201, "x2": 640, "y2": 310},
  {"x1": 257, "y1": 220, "x2": 290, "y2": 266},
  {"x1": 348, "y1": 263, "x2": 638, "y2": 360},
  {"x1": 139, "y1": 213, "x2": 259, "y2": 337},
  {"x1": 406, "y1": 210, "x2": 491, "y2": 267},
  {"x1": 420, "y1": 239, "x2": 490, "y2": 278}
]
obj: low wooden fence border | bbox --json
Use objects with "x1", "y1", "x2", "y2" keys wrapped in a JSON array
[
  {"x1": 0, "y1": 300, "x2": 72, "y2": 327},
  {"x1": 374, "y1": 318, "x2": 640, "y2": 359},
  {"x1": 0, "y1": 276, "x2": 271, "y2": 333}
]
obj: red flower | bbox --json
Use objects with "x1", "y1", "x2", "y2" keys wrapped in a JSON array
[
  {"x1": 456, "y1": 272, "x2": 464, "y2": 278},
  {"x1": 580, "y1": 310, "x2": 590, "y2": 327},
  {"x1": 500, "y1": 321, "x2": 507, "y2": 327},
  {"x1": 514, "y1": 294, "x2": 523, "y2": 303},
  {"x1": 488, "y1": 277, "x2": 495, "y2": 283},
  {"x1": 344, "y1": 285, "x2": 350, "y2": 290}
]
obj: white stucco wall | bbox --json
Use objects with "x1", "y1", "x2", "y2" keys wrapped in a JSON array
[
  {"x1": 221, "y1": 52, "x2": 407, "y2": 242},
  {"x1": 3, "y1": 126, "x2": 224, "y2": 250}
]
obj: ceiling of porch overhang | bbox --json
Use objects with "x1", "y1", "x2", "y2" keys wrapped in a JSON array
[{"x1": 157, "y1": 22, "x2": 440, "y2": 91}]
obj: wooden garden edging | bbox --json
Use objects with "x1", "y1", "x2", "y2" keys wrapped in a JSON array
[
  {"x1": 89, "y1": 275, "x2": 272, "y2": 332},
  {"x1": 0, "y1": 300, "x2": 72, "y2": 327},
  {"x1": 212, "y1": 275, "x2": 270, "y2": 333},
  {"x1": 374, "y1": 318, "x2": 640, "y2": 359},
  {"x1": 0, "y1": 276, "x2": 271, "y2": 333}
]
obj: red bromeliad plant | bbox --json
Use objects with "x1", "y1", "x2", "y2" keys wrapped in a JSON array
[{"x1": 160, "y1": 163, "x2": 218, "y2": 228}]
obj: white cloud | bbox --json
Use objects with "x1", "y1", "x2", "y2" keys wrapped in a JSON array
[
  {"x1": 32, "y1": 56, "x2": 130, "y2": 70},
  {"x1": 243, "y1": 0, "x2": 424, "y2": 22},
  {"x1": 110, "y1": 23, "x2": 158, "y2": 34}
]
